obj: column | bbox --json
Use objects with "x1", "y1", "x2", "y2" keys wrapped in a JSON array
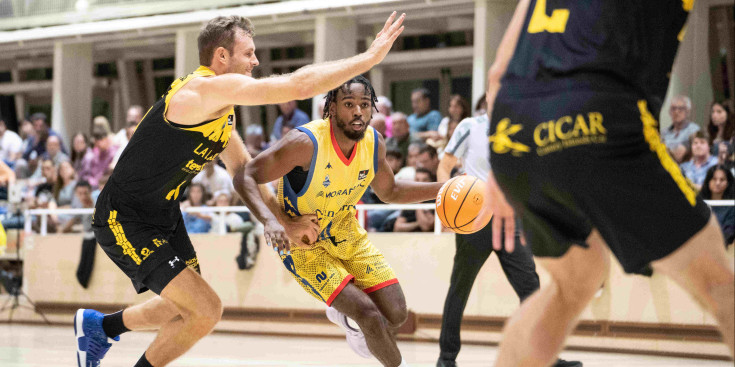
[
  {"x1": 10, "y1": 68, "x2": 24, "y2": 121},
  {"x1": 175, "y1": 29, "x2": 200, "y2": 79},
  {"x1": 662, "y1": 0, "x2": 726, "y2": 128},
  {"x1": 471, "y1": 0, "x2": 516, "y2": 109},
  {"x1": 312, "y1": 16, "x2": 358, "y2": 119},
  {"x1": 51, "y1": 41, "x2": 93, "y2": 144}
]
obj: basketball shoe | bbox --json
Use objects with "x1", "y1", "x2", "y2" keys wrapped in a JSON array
[
  {"x1": 75, "y1": 309, "x2": 119, "y2": 367},
  {"x1": 326, "y1": 306, "x2": 372, "y2": 358}
]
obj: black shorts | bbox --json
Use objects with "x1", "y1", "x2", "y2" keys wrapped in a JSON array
[
  {"x1": 489, "y1": 79, "x2": 711, "y2": 274},
  {"x1": 92, "y1": 189, "x2": 200, "y2": 294}
]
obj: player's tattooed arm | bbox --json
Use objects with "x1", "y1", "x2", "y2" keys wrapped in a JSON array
[
  {"x1": 371, "y1": 132, "x2": 444, "y2": 204},
  {"x1": 236, "y1": 129, "x2": 318, "y2": 252}
]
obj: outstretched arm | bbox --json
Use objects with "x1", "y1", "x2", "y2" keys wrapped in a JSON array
[
  {"x1": 480, "y1": 0, "x2": 532, "y2": 252},
  {"x1": 371, "y1": 132, "x2": 444, "y2": 203},
  {"x1": 202, "y1": 13, "x2": 405, "y2": 109},
  {"x1": 235, "y1": 129, "x2": 318, "y2": 252},
  {"x1": 220, "y1": 129, "x2": 319, "y2": 250}
]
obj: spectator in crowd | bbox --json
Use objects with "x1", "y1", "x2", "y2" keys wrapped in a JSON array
[
  {"x1": 59, "y1": 180, "x2": 95, "y2": 234},
  {"x1": 12, "y1": 117, "x2": 35, "y2": 176},
  {"x1": 51, "y1": 160, "x2": 79, "y2": 229},
  {"x1": 680, "y1": 131, "x2": 718, "y2": 190},
  {"x1": 92, "y1": 173, "x2": 109, "y2": 204},
  {"x1": 53, "y1": 160, "x2": 78, "y2": 208},
  {"x1": 699, "y1": 165, "x2": 735, "y2": 246},
  {"x1": 192, "y1": 160, "x2": 234, "y2": 202},
  {"x1": 112, "y1": 120, "x2": 139, "y2": 167},
  {"x1": 78, "y1": 131, "x2": 117, "y2": 188},
  {"x1": 24, "y1": 112, "x2": 67, "y2": 161},
  {"x1": 271, "y1": 100, "x2": 310, "y2": 141},
  {"x1": 393, "y1": 167, "x2": 436, "y2": 232},
  {"x1": 663, "y1": 95, "x2": 700, "y2": 163},
  {"x1": 28, "y1": 159, "x2": 58, "y2": 232},
  {"x1": 26, "y1": 135, "x2": 69, "y2": 184},
  {"x1": 370, "y1": 113, "x2": 387, "y2": 137},
  {"x1": 0, "y1": 119, "x2": 23, "y2": 165},
  {"x1": 716, "y1": 141, "x2": 735, "y2": 177},
  {"x1": 416, "y1": 144, "x2": 440, "y2": 176},
  {"x1": 473, "y1": 93, "x2": 487, "y2": 117},
  {"x1": 93, "y1": 115, "x2": 116, "y2": 141},
  {"x1": 430, "y1": 95, "x2": 470, "y2": 156},
  {"x1": 114, "y1": 105, "x2": 144, "y2": 148},
  {"x1": 244, "y1": 124, "x2": 267, "y2": 158},
  {"x1": 42, "y1": 135, "x2": 70, "y2": 166},
  {"x1": 408, "y1": 88, "x2": 442, "y2": 139},
  {"x1": 386, "y1": 112, "x2": 420, "y2": 164},
  {"x1": 395, "y1": 142, "x2": 423, "y2": 181},
  {"x1": 385, "y1": 149, "x2": 403, "y2": 174},
  {"x1": 181, "y1": 183, "x2": 212, "y2": 234},
  {"x1": 377, "y1": 95, "x2": 393, "y2": 138},
  {"x1": 71, "y1": 132, "x2": 92, "y2": 174},
  {"x1": 18, "y1": 117, "x2": 35, "y2": 155},
  {"x1": 707, "y1": 101, "x2": 734, "y2": 153},
  {"x1": 17, "y1": 113, "x2": 62, "y2": 179},
  {"x1": 438, "y1": 95, "x2": 471, "y2": 141}
]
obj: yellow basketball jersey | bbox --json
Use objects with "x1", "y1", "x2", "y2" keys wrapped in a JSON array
[{"x1": 278, "y1": 119, "x2": 378, "y2": 251}]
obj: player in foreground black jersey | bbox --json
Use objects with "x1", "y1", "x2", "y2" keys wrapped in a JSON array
[{"x1": 475, "y1": 1, "x2": 734, "y2": 365}]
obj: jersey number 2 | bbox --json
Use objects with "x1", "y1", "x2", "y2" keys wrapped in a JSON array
[{"x1": 527, "y1": 0, "x2": 569, "y2": 34}]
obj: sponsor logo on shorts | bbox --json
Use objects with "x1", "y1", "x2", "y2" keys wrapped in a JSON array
[
  {"x1": 358, "y1": 170, "x2": 369, "y2": 180},
  {"x1": 366, "y1": 265, "x2": 374, "y2": 274},
  {"x1": 489, "y1": 119, "x2": 531, "y2": 156},
  {"x1": 533, "y1": 112, "x2": 607, "y2": 156},
  {"x1": 168, "y1": 256, "x2": 180, "y2": 268}
]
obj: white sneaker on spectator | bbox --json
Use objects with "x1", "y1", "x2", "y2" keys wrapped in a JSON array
[{"x1": 325, "y1": 306, "x2": 372, "y2": 359}]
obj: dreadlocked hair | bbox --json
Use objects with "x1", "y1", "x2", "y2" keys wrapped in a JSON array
[{"x1": 322, "y1": 75, "x2": 379, "y2": 120}]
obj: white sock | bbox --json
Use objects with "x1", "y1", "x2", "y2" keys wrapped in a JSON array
[{"x1": 397, "y1": 358, "x2": 408, "y2": 367}]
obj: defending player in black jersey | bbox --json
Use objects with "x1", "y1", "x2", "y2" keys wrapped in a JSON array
[
  {"x1": 475, "y1": 1, "x2": 734, "y2": 366},
  {"x1": 74, "y1": 13, "x2": 405, "y2": 367}
]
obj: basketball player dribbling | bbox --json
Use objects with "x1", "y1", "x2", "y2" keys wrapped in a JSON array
[
  {"x1": 478, "y1": 0, "x2": 734, "y2": 366},
  {"x1": 237, "y1": 76, "x2": 444, "y2": 367},
  {"x1": 74, "y1": 13, "x2": 406, "y2": 367}
]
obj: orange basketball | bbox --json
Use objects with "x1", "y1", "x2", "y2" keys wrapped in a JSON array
[{"x1": 436, "y1": 175, "x2": 493, "y2": 234}]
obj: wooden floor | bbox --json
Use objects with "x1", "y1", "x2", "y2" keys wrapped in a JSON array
[{"x1": 0, "y1": 324, "x2": 732, "y2": 367}]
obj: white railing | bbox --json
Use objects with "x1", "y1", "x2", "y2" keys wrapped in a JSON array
[{"x1": 21, "y1": 200, "x2": 735, "y2": 236}]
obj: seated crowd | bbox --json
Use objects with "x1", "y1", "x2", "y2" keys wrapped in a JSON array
[{"x1": 1, "y1": 93, "x2": 733, "y2": 247}]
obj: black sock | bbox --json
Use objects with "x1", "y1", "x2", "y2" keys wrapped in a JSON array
[
  {"x1": 134, "y1": 352, "x2": 154, "y2": 367},
  {"x1": 102, "y1": 310, "x2": 130, "y2": 339}
]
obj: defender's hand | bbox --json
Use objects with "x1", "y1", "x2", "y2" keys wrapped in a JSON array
[
  {"x1": 283, "y1": 214, "x2": 320, "y2": 247},
  {"x1": 367, "y1": 12, "x2": 406, "y2": 64},
  {"x1": 264, "y1": 218, "x2": 292, "y2": 254},
  {"x1": 485, "y1": 171, "x2": 520, "y2": 252}
]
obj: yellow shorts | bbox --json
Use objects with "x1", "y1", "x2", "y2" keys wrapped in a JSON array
[{"x1": 280, "y1": 235, "x2": 397, "y2": 306}]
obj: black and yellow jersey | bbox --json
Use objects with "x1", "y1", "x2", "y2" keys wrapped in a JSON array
[
  {"x1": 105, "y1": 66, "x2": 233, "y2": 216},
  {"x1": 502, "y1": 0, "x2": 691, "y2": 115}
]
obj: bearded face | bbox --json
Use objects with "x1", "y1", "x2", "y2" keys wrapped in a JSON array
[{"x1": 329, "y1": 83, "x2": 374, "y2": 141}]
